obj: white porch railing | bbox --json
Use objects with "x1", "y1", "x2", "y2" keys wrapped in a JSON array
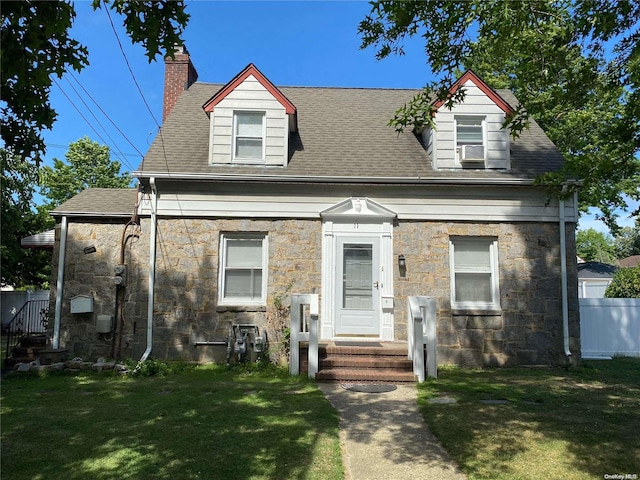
[
  {"x1": 289, "y1": 294, "x2": 319, "y2": 378},
  {"x1": 407, "y1": 296, "x2": 437, "y2": 381}
]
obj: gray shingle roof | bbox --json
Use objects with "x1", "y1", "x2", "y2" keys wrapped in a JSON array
[
  {"x1": 139, "y1": 83, "x2": 565, "y2": 180},
  {"x1": 577, "y1": 261, "x2": 618, "y2": 279},
  {"x1": 51, "y1": 188, "x2": 138, "y2": 217}
]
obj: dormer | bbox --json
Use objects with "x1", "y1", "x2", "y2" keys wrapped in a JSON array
[
  {"x1": 203, "y1": 64, "x2": 297, "y2": 167},
  {"x1": 423, "y1": 70, "x2": 513, "y2": 171}
]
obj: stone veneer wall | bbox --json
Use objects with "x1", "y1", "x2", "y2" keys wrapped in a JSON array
[
  {"x1": 139, "y1": 218, "x2": 322, "y2": 362},
  {"x1": 51, "y1": 218, "x2": 322, "y2": 363},
  {"x1": 49, "y1": 220, "x2": 135, "y2": 360},
  {"x1": 51, "y1": 216, "x2": 579, "y2": 367},
  {"x1": 393, "y1": 221, "x2": 580, "y2": 366}
]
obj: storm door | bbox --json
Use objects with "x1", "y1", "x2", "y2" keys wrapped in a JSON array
[{"x1": 334, "y1": 236, "x2": 381, "y2": 335}]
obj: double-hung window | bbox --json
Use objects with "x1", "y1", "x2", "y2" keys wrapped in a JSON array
[
  {"x1": 455, "y1": 116, "x2": 485, "y2": 162},
  {"x1": 233, "y1": 112, "x2": 265, "y2": 162},
  {"x1": 450, "y1": 237, "x2": 500, "y2": 311},
  {"x1": 219, "y1": 233, "x2": 267, "y2": 305}
]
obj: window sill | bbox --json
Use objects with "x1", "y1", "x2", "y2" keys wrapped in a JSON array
[
  {"x1": 230, "y1": 158, "x2": 265, "y2": 165},
  {"x1": 216, "y1": 305, "x2": 266, "y2": 313},
  {"x1": 452, "y1": 308, "x2": 502, "y2": 316}
]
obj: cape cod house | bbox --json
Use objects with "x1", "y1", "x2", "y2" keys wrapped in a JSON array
[{"x1": 46, "y1": 46, "x2": 581, "y2": 374}]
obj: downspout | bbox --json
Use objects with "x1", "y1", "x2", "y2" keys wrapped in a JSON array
[
  {"x1": 140, "y1": 178, "x2": 158, "y2": 362},
  {"x1": 559, "y1": 189, "x2": 572, "y2": 359},
  {"x1": 53, "y1": 216, "x2": 68, "y2": 350}
]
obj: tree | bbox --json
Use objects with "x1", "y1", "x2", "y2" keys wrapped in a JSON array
[
  {"x1": 1, "y1": 149, "x2": 52, "y2": 288},
  {"x1": 576, "y1": 228, "x2": 616, "y2": 264},
  {"x1": 613, "y1": 221, "x2": 640, "y2": 259},
  {"x1": 1, "y1": 0, "x2": 189, "y2": 166},
  {"x1": 359, "y1": 0, "x2": 640, "y2": 231},
  {"x1": 40, "y1": 137, "x2": 133, "y2": 209},
  {"x1": 605, "y1": 266, "x2": 640, "y2": 298},
  {"x1": 2, "y1": 1, "x2": 186, "y2": 288}
]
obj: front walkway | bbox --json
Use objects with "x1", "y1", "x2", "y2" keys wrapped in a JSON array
[{"x1": 318, "y1": 384, "x2": 466, "y2": 480}]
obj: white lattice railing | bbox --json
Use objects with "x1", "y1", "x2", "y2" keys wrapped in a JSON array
[
  {"x1": 407, "y1": 296, "x2": 438, "y2": 381},
  {"x1": 289, "y1": 294, "x2": 319, "y2": 378}
]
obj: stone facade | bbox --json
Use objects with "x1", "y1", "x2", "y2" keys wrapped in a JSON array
[
  {"x1": 393, "y1": 220, "x2": 580, "y2": 366},
  {"x1": 50, "y1": 216, "x2": 579, "y2": 366},
  {"x1": 50, "y1": 217, "x2": 322, "y2": 363}
]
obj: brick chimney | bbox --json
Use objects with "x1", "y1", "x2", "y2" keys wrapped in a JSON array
[{"x1": 163, "y1": 45, "x2": 198, "y2": 122}]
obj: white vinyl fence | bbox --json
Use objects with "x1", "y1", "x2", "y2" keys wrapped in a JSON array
[
  {"x1": 580, "y1": 298, "x2": 640, "y2": 359},
  {"x1": 1, "y1": 290, "x2": 50, "y2": 330}
]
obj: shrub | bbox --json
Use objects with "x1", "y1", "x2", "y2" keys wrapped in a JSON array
[
  {"x1": 605, "y1": 266, "x2": 640, "y2": 298},
  {"x1": 124, "y1": 358, "x2": 192, "y2": 377}
]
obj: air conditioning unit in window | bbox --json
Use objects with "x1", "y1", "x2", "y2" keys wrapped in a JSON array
[{"x1": 460, "y1": 145, "x2": 485, "y2": 163}]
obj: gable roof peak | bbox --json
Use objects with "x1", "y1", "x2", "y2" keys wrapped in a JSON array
[
  {"x1": 434, "y1": 69, "x2": 513, "y2": 114},
  {"x1": 202, "y1": 63, "x2": 296, "y2": 115}
]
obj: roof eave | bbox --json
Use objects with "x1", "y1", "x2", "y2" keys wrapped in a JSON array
[
  {"x1": 133, "y1": 171, "x2": 538, "y2": 186},
  {"x1": 50, "y1": 211, "x2": 133, "y2": 218}
]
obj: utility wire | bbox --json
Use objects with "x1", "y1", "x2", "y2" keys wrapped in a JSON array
[
  {"x1": 62, "y1": 76, "x2": 135, "y2": 172},
  {"x1": 103, "y1": 2, "x2": 201, "y2": 268},
  {"x1": 47, "y1": 142, "x2": 140, "y2": 157},
  {"x1": 53, "y1": 78, "x2": 129, "y2": 167},
  {"x1": 104, "y1": 4, "x2": 160, "y2": 128},
  {"x1": 68, "y1": 72, "x2": 146, "y2": 159}
]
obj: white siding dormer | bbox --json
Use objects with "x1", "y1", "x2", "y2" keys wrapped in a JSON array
[
  {"x1": 430, "y1": 73, "x2": 511, "y2": 171},
  {"x1": 204, "y1": 64, "x2": 296, "y2": 167}
]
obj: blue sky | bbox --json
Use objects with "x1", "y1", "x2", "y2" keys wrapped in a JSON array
[
  {"x1": 41, "y1": 1, "x2": 636, "y2": 232},
  {"x1": 44, "y1": 0, "x2": 429, "y2": 174}
]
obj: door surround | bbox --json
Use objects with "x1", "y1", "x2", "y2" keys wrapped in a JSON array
[{"x1": 320, "y1": 197, "x2": 395, "y2": 340}]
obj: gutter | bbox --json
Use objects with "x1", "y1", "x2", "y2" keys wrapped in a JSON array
[
  {"x1": 559, "y1": 193, "x2": 572, "y2": 359},
  {"x1": 53, "y1": 216, "x2": 68, "y2": 350},
  {"x1": 50, "y1": 212, "x2": 132, "y2": 218},
  {"x1": 140, "y1": 177, "x2": 158, "y2": 363},
  {"x1": 132, "y1": 171, "x2": 538, "y2": 186}
]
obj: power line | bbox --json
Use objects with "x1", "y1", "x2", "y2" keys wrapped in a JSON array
[
  {"x1": 52, "y1": 78, "x2": 136, "y2": 173},
  {"x1": 62, "y1": 76, "x2": 134, "y2": 171},
  {"x1": 103, "y1": 3, "x2": 202, "y2": 267},
  {"x1": 67, "y1": 72, "x2": 146, "y2": 159},
  {"x1": 46, "y1": 142, "x2": 140, "y2": 157},
  {"x1": 104, "y1": 5, "x2": 160, "y2": 128}
]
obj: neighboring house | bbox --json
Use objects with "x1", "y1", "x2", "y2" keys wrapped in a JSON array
[
  {"x1": 48, "y1": 46, "x2": 580, "y2": 366},
  {"x1": 577, "y1": 261, "x2": 617, "y2": 298},
  {"x1": 20, "y1": 229, "x2": 55, "y2": 249},
  {"x1": 619, "y1": 255, "x2": 640, "y2": 268}
]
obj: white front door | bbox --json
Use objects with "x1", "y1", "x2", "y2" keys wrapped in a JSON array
[{"x1": 335, "y1": 236, "x2": 381, "y2": 336}]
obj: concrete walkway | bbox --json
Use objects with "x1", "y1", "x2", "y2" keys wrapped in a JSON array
[{"x1": 318, "y1": 383, "x2": 467, "y2": 480}]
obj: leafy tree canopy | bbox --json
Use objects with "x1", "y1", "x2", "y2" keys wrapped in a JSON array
[
  {"x1": 576, "y1": 228, "x2": 616, "y2": 264},
  {"x1": 1, "y1": 0, "x2": 189, "y2": 165},
  {"x1": 359, "y1": 0, "x2": 640, "y2": 231},
  {"x1": 40, "y1": 137, "x2": 133, "y2": 209},
  {"x1": 605, "y1": 266, "x2": 640, "y2": 298},
  {"x1": 612, "y1": 220, "x2": 640, "y2": 259},
  {"x1": 1, "y1": 149, "x2": 53, "y2": 288}
]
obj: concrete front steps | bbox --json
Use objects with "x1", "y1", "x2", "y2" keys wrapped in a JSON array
[{"x1": 302, "y1": 342, "x2": 417, "y2": 383}]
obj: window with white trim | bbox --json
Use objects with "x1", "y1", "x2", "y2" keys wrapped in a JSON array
[
  {"x1": 455, "y1": 116, "x2": 486, "y2": 163},
  {"x1": 450, "y1": 237, "x2": 500, "y2": 310},
  {"x1": 219, "y1": 233, "x2": 267, "y2": 305},
  {"x1": 233, "y1": 112, "x2": 265, "y2": 162}
]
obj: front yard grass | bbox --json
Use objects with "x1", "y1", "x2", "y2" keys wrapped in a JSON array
[
  {"x1": 418, "y1": 357, "x2": 640, "y2": 480},
  {"x1": 1, "y1": 364, "x2": 342, "y2": 480}
]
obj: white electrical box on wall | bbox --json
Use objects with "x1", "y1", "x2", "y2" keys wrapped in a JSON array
[
  {"x1": 96, "y1": 315, "x2": 112, "y2": 333},
  {"x1": 70, "y1": 295, "x2": 94, "y2": 314},
  {"x1": 381, "y1": 295, "x2": 394, "y2": 310}
]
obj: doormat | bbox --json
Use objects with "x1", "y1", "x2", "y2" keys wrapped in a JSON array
[
  {"x1": 341, "y1": 384, "x2": 397, "y2": 393},
  {"x1": 335, "y1": 341, "x2": 383, "y2": 348}
]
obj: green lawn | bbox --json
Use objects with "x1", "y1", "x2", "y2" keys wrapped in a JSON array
[
  {"x1": 1, "y1": 365, "x2": 342, "y2": 480},
  {"x1": 417, "y1": 357, "x2": 640, "y2": 480}
]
